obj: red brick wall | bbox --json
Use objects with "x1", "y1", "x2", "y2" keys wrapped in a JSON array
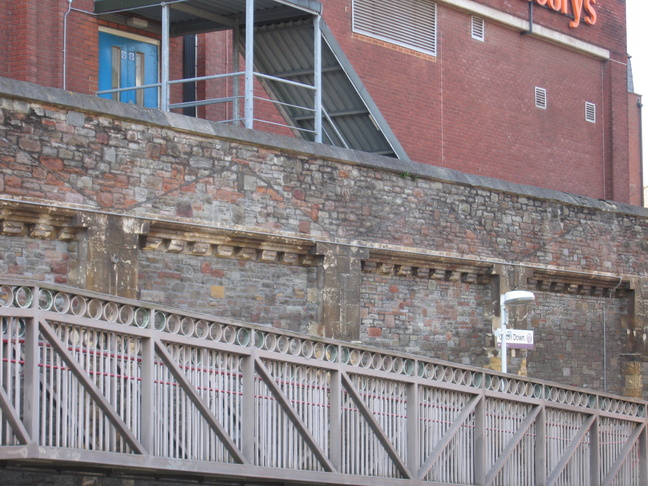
[
  {"x1": 322, "y1": 0, "x2": 633, "y2": 202},
  {"x1": 0, "y1": 0, "x2": 12, "y2": 76}
]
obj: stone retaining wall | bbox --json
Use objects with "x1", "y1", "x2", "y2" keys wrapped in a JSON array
[{"x1": 1, "y1": 77, "x2": 647, "y2": 396}]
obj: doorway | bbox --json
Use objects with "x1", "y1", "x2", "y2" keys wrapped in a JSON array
[{"x1": 98, "y1": 30, "x2": 159, "y2": 108}]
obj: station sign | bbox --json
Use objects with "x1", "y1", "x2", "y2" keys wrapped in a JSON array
[
  {"x1": 525, "y1": 0, "x2": 597, "y2": 28},
  {"x1": 496, "y1": 329, "x2": 535, "y2": 349}
]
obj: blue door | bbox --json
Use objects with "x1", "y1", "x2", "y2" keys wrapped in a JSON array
[{"x1": 98, "y1": 32, "x2": 159, "y2": 108}]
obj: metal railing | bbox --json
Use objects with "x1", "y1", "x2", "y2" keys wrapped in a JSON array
[
  {"x1": 1, "y1": 279, "x2": 646, "y2": 485},
  {"x1": 97, "y1": 70, "x2": 318, "y2": 136}
]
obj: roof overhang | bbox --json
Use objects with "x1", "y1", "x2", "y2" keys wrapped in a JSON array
[{"x1": 94, "y1": 0, "x2": 322, "y2": 36}]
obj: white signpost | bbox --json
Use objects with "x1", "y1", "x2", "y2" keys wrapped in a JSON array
[{"x1": 495, "y1": 329, "x2": 534, "y2": 350}]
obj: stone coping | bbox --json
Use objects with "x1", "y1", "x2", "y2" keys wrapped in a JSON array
[{"x1": 1, "y1": 76, "x2": 646, "y2": 219}]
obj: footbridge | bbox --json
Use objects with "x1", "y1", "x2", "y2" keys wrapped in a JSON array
[{"x1": 1, "y1": 279, "x2": 646, "y2": 485}]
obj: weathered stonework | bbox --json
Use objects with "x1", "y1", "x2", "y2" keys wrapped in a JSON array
[{"x1": 1, "y1": 78, "x2": 647, "y2": 396}]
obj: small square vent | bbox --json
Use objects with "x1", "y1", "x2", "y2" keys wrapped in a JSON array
[
  {"x1": 585, "y1": 102, "x2": 596, "y2": 123},
  {"x1": 535, "y1": 87, "x2": 547, "y2": 109},
  {"x1": 471, "y1": 16, "x2": 485, "y2": 41}
]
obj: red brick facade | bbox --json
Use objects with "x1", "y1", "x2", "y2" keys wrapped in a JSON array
[{"x1": 0, "y1": 0, "x2": 642, "y2": 205}]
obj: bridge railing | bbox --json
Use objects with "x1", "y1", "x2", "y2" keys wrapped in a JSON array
[{"x1": 1, "y1": 279, "x2": 646, "y2": 485}]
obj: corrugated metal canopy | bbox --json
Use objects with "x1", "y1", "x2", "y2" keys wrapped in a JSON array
[{"x1": 94, "y1": 0, "x2": 320, "y2": 34}]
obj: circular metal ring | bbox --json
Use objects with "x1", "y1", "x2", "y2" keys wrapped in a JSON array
[
  {"x1": 194, "y1": 320, "x2": 209, "y2": 339},
  {"x1": 210, "y1": 324, "x2": 223, "y2": 342},
  {"x1": 462, "y1": 371, "x2": 473, "y2": 387},
  {"x1": 133, "y1": 308, "x2": 149, "y2": 328},
  {"x1": 53, "y1": 292, "x2": 71, "y2": 314},
  {"x1": 382, "y1": 355, "x2": 394, "y2": 372},
  {"x1": 471, "y1": 373, "x2": 483, "y2": 388},
  {"x1": 301, "y1": 340, "x2": 314, "y2": 359},
  {"x1": 119, "y1": 305, "x2": 134, "y2": 325},
  {"x1": 254, "y1": 331, "x2": 265, "y2": 348},
  {"x1": 263, "y1": 333, "x2": 277, "y2": 352},
  {"x1": 15, "y1": 287, "x2": 33, "y2": 309},
  {"x1": 70, "y1": 296, "x2": 87, "y2": 317},
  {"x1": 452, "y1": 369, "x2": 463, "y2": 384},
  {"x1": 0, "y1": 286, "x2": 14, "y2": 308},
  {"x1": 167, "y1": 314, "x2": 182, "y2": 334},
  {"x1": 103, "y1": 302, "x2": 119, "y2": 322},
  {"x1": 403, "y1": 359, "x2": 414, "y2": 376},
  {"x1": 392, "y1": 357, "x2": 403, "y2": 374},
  {"x1": 87, "y1": 299, "x2": 103, "y2": 319},
  {"x1": 489, "y1": 376, "x2": 501, "y2": 391},
  {"x1": 276, "y1": 335, "x2": 289, "y2": 353},
  {"x1": 340, "y1": 347, "x2": 351, "y2": 364},
  {"x1": 223, "y1": 326, "x2": 236, "y2": 344},
  {"x1": 289, "y1": 338, "x2": 301, "y2": 356},
  {"x1": 325, "y1": 344, "x2": 338, "y2": 362},
  {"x1": 181, "y1": 316, "x2": 195, "y2": 337},
  {"x1": 314, "y1": 342, "x2": 326, "y2": 360},
  {"x1": 153, "y1": 312, "x2": 167, "y2": 331},
  {"x1": 38, "y1": 289, "x2": 53, "y2": 311},
  {"x1": 237, "y1": 328, "x2": 251, "y2": 346}
]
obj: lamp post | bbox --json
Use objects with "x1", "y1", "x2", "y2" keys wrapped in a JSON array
[{"x1": 499, "y1": 290, "x2": 535, "y2": 373}]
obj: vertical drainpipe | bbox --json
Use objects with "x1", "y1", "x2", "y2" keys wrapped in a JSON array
[
  {"x1": 161, "y1": 3, "x2": 170, "y2": 111},
  {"x1": 244, "y1": 0, "x2": 254, "y2": 129},
  {"x1": 314, "y1": 15, "x2": 322, "y2": 143},
  {"x1": 62, "y1": 0, "x2": 73, "y2": 90},
  {"x1": 233, "y1": 24, "x2": 240, "y2": 124}
]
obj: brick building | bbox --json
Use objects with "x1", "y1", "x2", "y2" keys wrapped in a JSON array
[{"x1": 0, "y1": 0, "x2": 643, "y2": 205}]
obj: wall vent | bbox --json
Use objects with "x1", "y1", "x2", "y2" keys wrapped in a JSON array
[
  {"x1": 353, "y1": 0, "x2": 437, "y2": 56},
  {"x1": 535, "y1": 87, "x2": 547, "y2": 109},
  {"x1": 471, "y1": 16, "x2": 485, "y2": 41},
  {"x1": 585, "y1": 102, "x2": 596, "y2": 123}
]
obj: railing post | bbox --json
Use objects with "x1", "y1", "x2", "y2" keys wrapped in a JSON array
[
  {"x1": 313, "y1": 15, "x2": 322, "y2": 143},
  {"x1": 474, "y1": 390, "x2": 486, "y2": 485},
  {"x1": 161, "y1": 3, "x2": 170, "y2": 111},
  {"x1": 140, "y1": 336, "x2": 155, "y2": 453},
  {"x1": 22, "y1": 286, "x2": 40, "y2": 444},
  {"x1": 329, "y1": 368, "x2": 342, "y2": 470},
  {"x1": 406, "y1": 382, "x2": 419, "y2": 474},
  {"x1": 242, "y1": 348, "x2": 255, "y2": 463},
  {"x1": 534, "y1": 406, "x2": 547, "y2": 486},
  {"x1": 589, "y1": 416, "x2": 600, "y2": 486},
  {"x1": 640, "y1": 423, "x2": 648, "y2": 484},
  {"x1": 244, "y1": 0, "x2": 255, "y2": 129}
]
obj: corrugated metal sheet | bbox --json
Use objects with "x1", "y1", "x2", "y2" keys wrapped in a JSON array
[{"x1": 252, "y1": 19, "x2": 406, "y2": 157}]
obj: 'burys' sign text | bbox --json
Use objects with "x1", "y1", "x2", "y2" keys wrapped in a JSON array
[{"x1": 527, "y1": 0, "x2": 597, "y2": 28}]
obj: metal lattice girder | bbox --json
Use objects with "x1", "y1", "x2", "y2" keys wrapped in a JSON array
[{"x1": 0, "y1": 279, "x2": 647, "y2": 485}]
